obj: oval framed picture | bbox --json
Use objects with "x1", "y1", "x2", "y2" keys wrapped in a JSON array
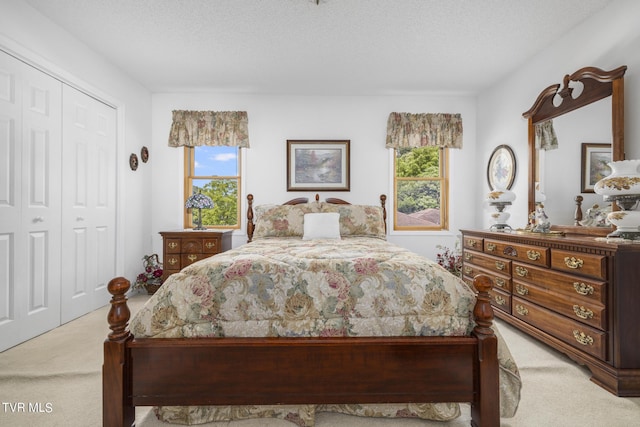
[{"x1": 487, "y1": 144, "x2": 516, "y2": 190}]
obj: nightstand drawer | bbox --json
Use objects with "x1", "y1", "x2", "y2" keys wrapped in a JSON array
[
  {"x1": 182, "y1": 253, "x2": 206, "y2": 266},
  {"x1": 181, "y1": 239, "x2": 203, "y2": 254},
  {"x1": 203, "y1": 238, "x2": 220, "y2": 253},
  {"x1": 165, "y1": 239, "x2": 181, "y2": 253},
  {"x1": 165, "y1": 254, "x2": 181, "y2": 270}
]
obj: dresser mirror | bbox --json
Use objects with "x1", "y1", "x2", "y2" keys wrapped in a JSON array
[{"x1": 522, "y1": 65, "x2": 627, "y2": 236}]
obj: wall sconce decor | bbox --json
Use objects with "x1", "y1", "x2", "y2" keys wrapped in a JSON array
[{"x1": 185, "y1": 191, "x2": 214, "y2": 230}]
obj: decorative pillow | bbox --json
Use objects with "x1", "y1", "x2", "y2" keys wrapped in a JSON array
[
  {"x1": 252, "y1": 203, "x2": 321, "y2": 240},
  {"x1": 320, "y1": 204, "x2": 386, "y2": 239},
  {"x1": 303, "y1": 213, "x2": 341, "y2": 240}
]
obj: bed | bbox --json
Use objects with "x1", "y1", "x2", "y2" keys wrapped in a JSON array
[{"x1": 103, "y1": 194, "x2": 520, "y2": 427}]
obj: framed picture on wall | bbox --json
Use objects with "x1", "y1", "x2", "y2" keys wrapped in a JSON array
[
  {"x1": 287, "y1": 140, "x2": 350, "y2": 191},
  {"x1": 487, "y1": 144, "x2": 516, "y2": 190},
  {"x1": 581, "y1": 143, "x2": 611, "y2": 193}
]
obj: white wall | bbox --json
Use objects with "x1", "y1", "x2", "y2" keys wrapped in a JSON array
[
  {"x1": 477, "y1": 0, "x2": 640, "y2": 228},
  {"x1": 0, "y1": 0, "x2": 153, "y2": 283},
  {"x1": 151, "y1": 93, "x2": 478, "y2": 259}
]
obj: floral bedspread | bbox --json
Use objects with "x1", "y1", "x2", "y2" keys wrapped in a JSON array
[{"x1": 130, "y1": 237, "x2": 521, "y2": 426}]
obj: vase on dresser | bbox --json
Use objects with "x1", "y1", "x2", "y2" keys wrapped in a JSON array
[{"x1": 594, "y1": 159, "x2": 640, "y2": 239}]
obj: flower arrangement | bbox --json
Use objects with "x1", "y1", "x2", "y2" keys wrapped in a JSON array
[
  {"x1": 436, "y1": 240, "x2": 462, "y2": 277},
  {"x1": 134, "y1": 254, "x2": 163, "y2": 294}
]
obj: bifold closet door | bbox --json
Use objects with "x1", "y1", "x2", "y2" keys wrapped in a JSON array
[
  {"x1": 60, "y1": 85, "x2": 116, "y2": 323},
  {"x1": 0, "y1": 51, "x2": 63, "y2": 351}
]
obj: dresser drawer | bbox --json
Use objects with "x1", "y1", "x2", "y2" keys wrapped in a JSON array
[
  {"x1": 489, "y1": 287, "x2": 511, "y2": 314},
  {"x1": 512, "y1": 280, "x2": 606, "y2": 330},
  {"x1": 512, "y1": 297, "x2": 606, "y2": 360},
  {"x1": 463, "y1": 235, "x2": 483, "y2": 251},
  {"x1": 463, "y1": 263, "x2": 511, "y2": 293},
  {"x1": 551, "y1": 249, "x2": 606, "y2": 280},
  {"x1": 464, "y1": 250, "x2": 512, "y2": 275},
  {"x1": 512, "y1": 261, "x2": 606, "y2": 304},
  {"x1": 484, "y1": 239, "x2": 549, "y2": 268}
]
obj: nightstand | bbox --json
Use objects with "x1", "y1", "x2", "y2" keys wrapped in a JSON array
[{"x1": 159, "y1": 230, "x2": 233, "y2": 282}]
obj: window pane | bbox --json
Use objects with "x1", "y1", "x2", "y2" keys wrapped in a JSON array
[
  {"x1": 194, "y1": 146, "x2": 238, "y2": 176},
  {"x1": 396, "y1": 146, "x2": 440, "y2": 178},
  {"x1": 191, "y1": 178, "x2": 238, "y2": 227},
  {"x1": 396, "y1": 180, "x2": 441, "y2": 227}
]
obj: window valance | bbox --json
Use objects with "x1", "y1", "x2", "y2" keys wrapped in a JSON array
[
  {"x1": 385, "y1": 113, "x2": 463, "y2": 149},
  {"x1": 168, "y1": 110, "x2": 249, "y2": 148},
  {"x1": 534, "y1": 120, "x2": 558, "y2": 151}
]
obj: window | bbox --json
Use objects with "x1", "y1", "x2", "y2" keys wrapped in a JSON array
[
  {"x1": 184, "y1": 146, "x2": 241, "y2": 229},
  {"x1": 394, "y1": 146, "x2": 449, "y2": 231}
]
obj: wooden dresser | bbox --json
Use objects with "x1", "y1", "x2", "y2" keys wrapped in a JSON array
[
  {"x1": 160, "y1": 230, "x2": 233, "y2": 282},
  {"x1": 461, "y1": 229, "x2": 640, "y2": 396}
]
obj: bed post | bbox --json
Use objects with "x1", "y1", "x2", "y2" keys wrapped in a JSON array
[
  {"x1": 470, "y1": 274, "x2": 499, "y2": 427},
  {"x1": 247, "y1": 193, "x2": 254, "y2": 243},
  {"x1": 103, "y1": 277, "x2": 134, "y2": 427},
  {"x1": 380, "y1": 194, "x2": 387, "y2": 233}
]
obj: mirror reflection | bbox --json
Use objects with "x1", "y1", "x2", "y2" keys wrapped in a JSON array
[{"x1": 537, "y1": 98, "x2": 611, "y2": 226}]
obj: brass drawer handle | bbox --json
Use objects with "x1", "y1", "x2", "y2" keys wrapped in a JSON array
[
  {"x1": 168, "y1": 258, "x2": 178, "y2": 266},
  {"x1": 564, "y1": 256, "x2": 584, "y2": 269},
  {"x1": 188, "y1": 254, "x2": 198, "y2": 262},
  {"x1": 495, "y1": 261, "x2": 506, "y2": 271},
  {"x1": 527, "y1": 250, "x2": 541, "y2": 261},
  {"x1": 464, "y1": 253, "x2": 473, "y2": 261},
  {"x1": 463, "y1": 266, "x2": 473, "y2": 275},
  {"x1": 515, "y1": 305, "x2": 528, "y2": 316},
  {"x1": 515, "y1": 266, "x2": 528, "y2": 277},
  {"x1": 573, "y1": 330, "x2": 594, "y2": 346},
  {"x1": 205, "y1": 241, "x2": 216, "y2": 249},
  {"x1": 573, "y1": 305, "x2": 594, "y2": 320},
  {"x1": 486, "y1": 243, "x2": 497, "y2": 252},
  {"x1": 495, "y1": 277, "x2": 506, "y2": 288},
  {"x1": 515, "y1": 284, "x2": 529, "y2": 296},
  {"x1": 168, "y1": 242, "x2": 178, "y2": 249},
  {"x1": 573, "y1": 282, "x2": 594, "y2": 296},
  {"x1": 467, "y1": 239, "x2": 477, "y2": 248},
  {"x1": 494, "y1": 295, "x2": 506, "y2": 306}
]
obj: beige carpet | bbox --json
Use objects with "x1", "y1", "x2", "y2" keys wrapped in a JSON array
[{"x1": 1, "y1": 293, "x2": 638, "y2": 427}]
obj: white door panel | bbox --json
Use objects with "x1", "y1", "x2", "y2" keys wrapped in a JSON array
[
  {"x1": 61, "y1": 85, "x2": 116, "y2": 323},
  {"x1": 0, "y1": 51, "x2": 62, "y2": 351}
]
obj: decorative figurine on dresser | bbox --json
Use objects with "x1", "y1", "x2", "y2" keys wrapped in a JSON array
[
  {"x1": 463, "y1": 65, "x2": 640, "y2": 397},
  {"x1": 160, "y1": 230, "x2": 233, "y2": 282}
]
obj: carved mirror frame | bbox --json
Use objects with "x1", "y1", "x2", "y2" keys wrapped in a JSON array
[{"x1": 522, "y1": 65, "x2": 627, "y2": 236}]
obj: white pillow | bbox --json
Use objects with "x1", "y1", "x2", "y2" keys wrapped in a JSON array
[{"x1": 303, "y1": 213, "x2": 341, "y2": 240}]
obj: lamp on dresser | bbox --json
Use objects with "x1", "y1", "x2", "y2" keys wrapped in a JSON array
[{"x1": 185, "y1": 191, "x2": 214, "y2": 230}]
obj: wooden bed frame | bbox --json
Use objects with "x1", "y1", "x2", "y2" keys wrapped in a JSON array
[{"x1": 103, "y1": 195, "x2": 499, "y2": 427}]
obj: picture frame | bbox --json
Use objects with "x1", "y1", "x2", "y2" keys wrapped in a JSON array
[
  {"x1": 581, "y1": 143, "x2": 611, "y2": 193},
  {"x1": 487, "y1": 144, "x2": 516, "y2": 190},
  {"x1": 287, "y1": 140, "x2": 350, "y2": 191}
]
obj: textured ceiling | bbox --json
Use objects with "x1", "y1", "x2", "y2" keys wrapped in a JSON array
[{"x1": 24, "y1": 0, "x2": 615, "y2": 95}]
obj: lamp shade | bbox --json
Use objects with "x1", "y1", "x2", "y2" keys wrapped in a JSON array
[{"x1": 185, "y1": 192, "x2": 214, "y2": 209}]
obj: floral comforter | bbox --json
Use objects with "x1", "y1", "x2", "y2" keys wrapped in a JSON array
[{"x1": 130, "y1": 237, "x2": 521, "y2": 426}]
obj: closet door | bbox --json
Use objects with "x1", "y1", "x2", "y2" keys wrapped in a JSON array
[
  {"x1": 0, "y1": 51, "x2": 62, "y2": 351},
  {"x1": 60, "y1": 86, "x2": 116, "y2": 323}
]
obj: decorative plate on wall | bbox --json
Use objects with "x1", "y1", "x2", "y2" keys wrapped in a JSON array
[
  {"x1": 487, "y1": 144, "x2": 516, "y2": 190},
  {"x1": 130, "y1": 153, "x2": 139, "y2": 171},
  {"x1": 141, "y1": 146, "x2": 149, "y2": 163}
]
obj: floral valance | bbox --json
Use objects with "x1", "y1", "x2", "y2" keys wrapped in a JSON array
[
  {"x1": 534, "y1": 120, "x2": 558, "y2": 151},
  {"x1": 168, "y1": 110, "x2": 250, "y2": 148},
  {"x1": 385, "y1": 113, "x2": 463, "y2": 149}
]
